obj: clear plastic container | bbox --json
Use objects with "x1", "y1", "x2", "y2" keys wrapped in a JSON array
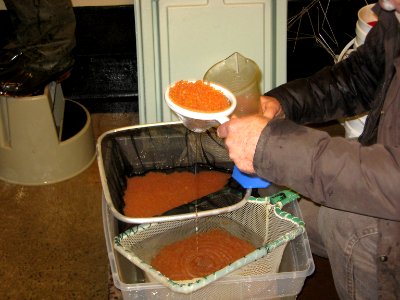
[
  {"x1": 103, "y1": 194, "x2": 314, "y2": 299},
  {"x1": 204, "y1": 52, "x2": 262, "y2": 117},
  {"x1": 99, "y1": 123, "x2": 315, "y2": 299}
]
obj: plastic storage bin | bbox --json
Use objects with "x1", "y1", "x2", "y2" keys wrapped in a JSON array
[
  {"x1": 103, "y1": 194, "x2": 314, "y2": 299},
  {"x1": 99, "y1": 122, "x2": 315, "y2": 299}
]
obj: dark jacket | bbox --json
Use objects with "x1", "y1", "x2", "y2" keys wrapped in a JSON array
[{"x1": 256, "y1": 5, "x2": 400, "y2": 299}]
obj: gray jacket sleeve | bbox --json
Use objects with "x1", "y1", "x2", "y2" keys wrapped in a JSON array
[
  {"x1": 253, "y1": 119, "x2": 400, "y2": 222},
  {"x1": 266, "y1": 10, "x2": 385, "y2": 124}
]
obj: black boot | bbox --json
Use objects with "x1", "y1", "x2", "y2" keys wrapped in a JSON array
[
  {"x1": 0, "y1": 55, "x2": 74, "y2": 96},
  {"x1": 0, "y1": 48, "x2": 23, "y2": 75},
  {"x1": 1, "y1": 0, "x2": 76, "y2": 96}
]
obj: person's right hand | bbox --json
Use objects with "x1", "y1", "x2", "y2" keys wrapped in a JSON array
[
  {"x1": 217, "y1": 115, "x2": 270, "y2": 174},
  {"x1": 260, "y1": 95, "x2": 285, "y2": 119}
]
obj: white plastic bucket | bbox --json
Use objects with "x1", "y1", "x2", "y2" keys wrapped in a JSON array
[
  {"x1": 354, "y1": 38, "x2": 361, "y2": 49},
  {"x1": 355, "y1": 4, "x2": 378, "y2": 47},
  {"x1": 343, "y1": 115, "x2": 367, "y2": 139},
  {"x1": 355, "y1": 20, "x2": 368, "y2": 46},
  {"x1": 357, "y1": 4, "x2": 378, "y2": 32},
  {"x1": 338, "y1": 4, "x2": 377, "y2": 139}
]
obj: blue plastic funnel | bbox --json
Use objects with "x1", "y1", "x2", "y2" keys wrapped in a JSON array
[{"x1": 232, "y1": 166, "x2": 270, "y2": 188}]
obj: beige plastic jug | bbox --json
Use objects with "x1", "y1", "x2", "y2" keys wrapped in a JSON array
[{"x1": 204, "y1": 52, "x2": 261, "y2": 117}]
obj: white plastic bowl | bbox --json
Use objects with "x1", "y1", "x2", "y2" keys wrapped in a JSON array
[{"x1": 165, "y1": 80, "x2": 237, "y2": 132}]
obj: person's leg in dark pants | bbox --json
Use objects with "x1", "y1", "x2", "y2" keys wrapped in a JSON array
[{"x1": 299, "y1": 198, "x2": 379, "y2": 299}]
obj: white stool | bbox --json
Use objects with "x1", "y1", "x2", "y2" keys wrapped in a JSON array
[{"x1": 0, "y1": 82, "x2": 96, "y2": 185}]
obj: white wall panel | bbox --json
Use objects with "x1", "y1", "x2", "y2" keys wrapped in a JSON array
[
  {"x1": 135, "y1": 0, "x2": 287, "y2": 123},
  {"x1": 0, "y1": 0, "x2": 134, "y2": 9}
]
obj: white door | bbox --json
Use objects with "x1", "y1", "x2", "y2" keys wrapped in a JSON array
[{"x1": 135, "y1": 0, "x2": 287, "y2": 123}]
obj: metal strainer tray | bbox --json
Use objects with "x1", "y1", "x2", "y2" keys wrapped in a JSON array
[
  {"x1": 114, "y1": 190, "x2": 305, "y2": 294},
  {"x1": 97, "y1": 122, "x2": 252, "y2": 224}
]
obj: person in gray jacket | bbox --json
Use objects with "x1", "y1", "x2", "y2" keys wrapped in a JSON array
[{"x1": 218, "y1": 0, "x2": 400, "y2": 299}]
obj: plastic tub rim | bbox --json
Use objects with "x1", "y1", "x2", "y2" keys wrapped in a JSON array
[
  {"x1": 96, "y1": 121, "x2": 252, "y2": 224},
  {"x1": 102, "y1": 195, "x2": 315, "y2": 294},
  {"x1": 357, "y1": 3, "x2": 378, "y2": 32}
]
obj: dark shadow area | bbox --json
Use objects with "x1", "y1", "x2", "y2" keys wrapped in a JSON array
[
  {"x1": 298, "y1": 255, "x2": 340, "y2": 299},
  {"x1": 287, "y1": 0, "x2": 370, "y2": 80},
  {"x1": 0, "y1": 1, "x2": 369, "y2": 113},
  {"x1": 61, "y1": 5, "x2": 138, "y2": 113}
]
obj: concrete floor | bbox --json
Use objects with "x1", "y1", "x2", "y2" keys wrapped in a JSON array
[
  {"x1": 0, "y1": 112, "x2": 137, "y2": 299},
  {"x1": 0, "y1": 112, "x2": 340, "y2": 299}
]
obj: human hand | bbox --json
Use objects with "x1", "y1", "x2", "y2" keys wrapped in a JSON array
[
  {"x1": 260, "y1": 96, "x2": 285, "y2": 119},
  {"x1": 217, "y1": 115, "x2": 270, "y2": 174}
]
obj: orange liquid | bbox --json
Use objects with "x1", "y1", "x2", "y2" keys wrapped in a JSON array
[
  {"x1": 151, "y1": 228, "x2": 256, "y2": 280},
  {"x1": 123, "y1": 170, "x2": 230, "y2": 217}
]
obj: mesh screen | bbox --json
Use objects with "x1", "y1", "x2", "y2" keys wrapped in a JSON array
[
  {"x1": 114, "y1": 194, "x2": 304, "y2": 294},
  {"x1": 99, "y1": 123, "x2": 249, "y2": 223}
]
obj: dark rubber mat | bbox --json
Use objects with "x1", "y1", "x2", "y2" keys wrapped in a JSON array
[{"x1": 62, "y1": 55, "x2": 138, "y2": 100}]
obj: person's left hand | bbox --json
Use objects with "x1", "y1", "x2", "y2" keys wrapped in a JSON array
[
  {"x1": 260, "y1": 95, "x2": 285, "y2": 119},
  {"x1": 217, "y1": 115, "x2": 270, "y2": 174}
]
